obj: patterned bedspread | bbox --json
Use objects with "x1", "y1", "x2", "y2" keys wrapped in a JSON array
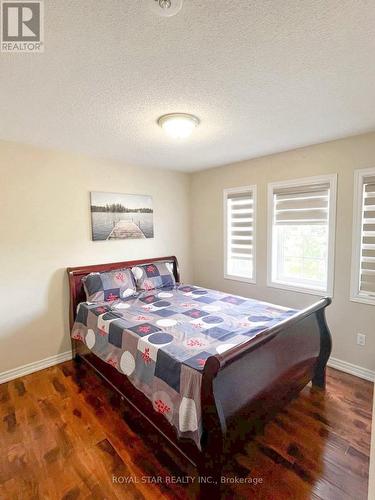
[{"x1": 71, "y1": 284, "x2": 296, "y2": 448}]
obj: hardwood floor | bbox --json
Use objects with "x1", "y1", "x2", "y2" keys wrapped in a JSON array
[{"x1": 0, "y1": 362, "x2": 372, "y2": 499}]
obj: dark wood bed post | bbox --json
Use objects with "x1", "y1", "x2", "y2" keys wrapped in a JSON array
[
  {"x1": 312, "y1": 300, "x2": 333, "y2": 389},
  {"x1": 199, "y1": 356, "x2": 226, "y2": 496}
]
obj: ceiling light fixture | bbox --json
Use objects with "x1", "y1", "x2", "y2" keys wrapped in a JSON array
[
  {"x1": 157, "y1": 113, "x2": 200, "y2": 139},
  {"x1": 150, "y1": 0, "x2": 183, "y2": 18}
]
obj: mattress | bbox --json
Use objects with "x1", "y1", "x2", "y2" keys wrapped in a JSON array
[{"x1": 71, "y1": 284, "x2": 296, "y2": 448}]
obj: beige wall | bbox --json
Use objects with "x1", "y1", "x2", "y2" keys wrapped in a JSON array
[
  {"x1": 370, "y1": 395, "x2": 375, "y2": 500},
  {"x1": 191, "y1": 132, "x2": 375, "y2": 372},
  {"x1": 1, "y1": 133, "x2": 375, "y2": 374},
  {"x1": 0, "y1": 141, "x2": 192, "y2": 373}
]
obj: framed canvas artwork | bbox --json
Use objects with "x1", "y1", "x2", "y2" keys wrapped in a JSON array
[{"x1": 90, "y1": 192, "x2": 154, "y2": 241}]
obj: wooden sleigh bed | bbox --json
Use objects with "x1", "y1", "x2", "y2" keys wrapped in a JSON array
[{"x1": 67, "y1": 255, "x2": 332, "y2": 495}]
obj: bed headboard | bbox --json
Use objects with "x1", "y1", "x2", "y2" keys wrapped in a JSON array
[{"x1": 67, "y1": 256, "x2": 180, "y2": 329}]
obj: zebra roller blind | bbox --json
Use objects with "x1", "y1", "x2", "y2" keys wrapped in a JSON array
[
  {"x1": 360, "y1": 176, "x2": 375, "y2": 295},
  {"x1": 274, "y1": 183, "x2": 330, "y2": 225},
  {"x1": 225, "y1": 188, "x2": 254, "y2": 279}
]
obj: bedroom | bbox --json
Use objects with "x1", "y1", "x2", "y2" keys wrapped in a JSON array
[{"x1": 0, "y1": 1, "x2": 374, "y2": 499}]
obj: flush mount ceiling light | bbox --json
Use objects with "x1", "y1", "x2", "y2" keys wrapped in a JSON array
[
  {"x1": 157, "y1": 113, "x2": 200, "y2": 139},
  {"x1": 150, "y1": 0, "x2": 183, "y2": 17}
]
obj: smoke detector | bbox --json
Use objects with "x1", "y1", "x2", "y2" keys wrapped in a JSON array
[{"x1": 150, "y1": 0, "x2": 183, "y2": 17}]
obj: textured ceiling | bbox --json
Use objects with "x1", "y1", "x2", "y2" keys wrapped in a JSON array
[{"x1": 1, "y1": 0, "x2": 375, "y2": 172}]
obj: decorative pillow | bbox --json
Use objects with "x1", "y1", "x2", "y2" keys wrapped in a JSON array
[
  {"x1": 131, "y1": 262, "x2": 176, "y2": 291},
  {"x1": 82, "y1": 268, "x2": 136, "y2": 302}
]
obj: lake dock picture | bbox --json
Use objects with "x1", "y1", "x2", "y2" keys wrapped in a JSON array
[{"x1": 90, "y1": 192, "x2": 154, "y2": 241}]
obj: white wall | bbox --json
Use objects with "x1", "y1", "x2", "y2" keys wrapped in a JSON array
[
  {"x1": 0, "y1": 141, "x2": 192, "y2": 373},
  {"x1": 191, "y1": 132, "x2": 375, "y2": 372}
]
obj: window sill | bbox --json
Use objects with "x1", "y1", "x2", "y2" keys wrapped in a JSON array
[
  {"x1": 224, "y1": 274, "x2": 256, "y2": 285},
  {"x1": 267, "y1": 280, "x2": 332, "y2": 297},
  {"x1": 350, "y1": 294, "x2": 375, "y2": 306}
]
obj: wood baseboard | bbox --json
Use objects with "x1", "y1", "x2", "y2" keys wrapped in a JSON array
[
  {"x1": 0, "y1": 351, "x2": 373, "y2": 384},
  {"x1": 0, "y1": 351, "x2": 72, "y2": 384},
  {"x1": 328, "y1": 356, "x2": 375, "y2": 382}
]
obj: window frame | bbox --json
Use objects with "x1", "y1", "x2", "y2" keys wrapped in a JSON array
[
  {"x1": 350, "y1": 167, "x2": 375, "y2": 306},
  {"x1": 223, "y1": 185, "x2": 257, "y2": 284},
  {"x1": 267, "y1": 174, "x2": 337, "y2": 297}
]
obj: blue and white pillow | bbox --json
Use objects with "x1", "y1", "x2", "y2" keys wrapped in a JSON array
[
  {"x1": 83, "y1": 268, "x2": 137, "y2": 302},
  {"x1": 131, "y1": 262, "x2": 176, "y2": 291}
]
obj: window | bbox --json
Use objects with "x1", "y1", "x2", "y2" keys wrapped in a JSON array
[
  {"x1": 224, "y1": 186, "x2": 256, "y2": 283},
  {"x1": 350, "y1": 168, "x2": 375, "y2": 305},
  {"x1": 268, "y1": 175, "x2": 337, "y2": 296}
]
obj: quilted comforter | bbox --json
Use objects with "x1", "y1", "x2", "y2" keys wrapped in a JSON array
[{"x1": 71, "y1": 284, "x2": 296, "y2": 448}]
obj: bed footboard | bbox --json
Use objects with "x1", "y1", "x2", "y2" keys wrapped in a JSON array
[{"x1": 199, "y1": 298, "x2": 332, "y2": 470}]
